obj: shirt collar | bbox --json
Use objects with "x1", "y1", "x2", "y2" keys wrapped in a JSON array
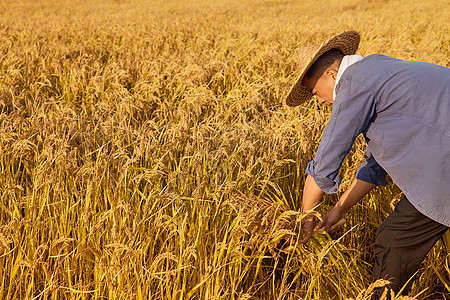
[{"x1": 333, "y1": 55, "x2": 364, "y2": 99}]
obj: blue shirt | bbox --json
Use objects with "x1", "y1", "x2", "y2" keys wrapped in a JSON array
[{"x1": 306, "y1": 54, "x2": 450, "y2": 226}]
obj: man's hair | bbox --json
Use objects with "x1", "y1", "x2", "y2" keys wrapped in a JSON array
[{"x1": 305, "y1": 48, "x2": 344, "y2": 80}]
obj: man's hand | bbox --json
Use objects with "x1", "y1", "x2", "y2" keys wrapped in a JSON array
[
  {"x1": 300, "y1": 215, "x2": 315, "y2": 243},
  {"x1": 316, "y1": 178, "x2": 376, "y2": 235},
  {"x1": 315, "y1": 206, "x2": 346, "y2": 234}
]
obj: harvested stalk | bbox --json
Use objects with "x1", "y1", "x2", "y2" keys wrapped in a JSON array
[{"x1": 227, "y1": 189, "x2": 348, "y2": 257}]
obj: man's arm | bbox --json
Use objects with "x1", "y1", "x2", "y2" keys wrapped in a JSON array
[
  {"x1": 300, "y1": 79, "x2": 379, "y2": 241},
  {"x1": 315, "y1": 178, "x2": 376, "y2": 233},
  {"x1": 301, "y1": 174, "x2": 326, "y2": 212},
  {"x1": 300, "y1": 174, "x2": 325, "y2": 242}
]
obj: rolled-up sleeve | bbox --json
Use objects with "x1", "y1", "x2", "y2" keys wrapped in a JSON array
[
  {"x1": 305, "y1": 78, "x2": 376, "y2": 194},
  {"x1": 355, "y1": 148, "x2": 388, "y2": 186}
]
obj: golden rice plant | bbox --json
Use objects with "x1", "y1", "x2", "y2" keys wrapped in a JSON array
[{"x1": 0, "y1": 0, "x2": 448, "y2": 299}]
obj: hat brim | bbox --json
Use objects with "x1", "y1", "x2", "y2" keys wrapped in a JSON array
[{"x1": 285, "y1": 30, "x2": 361, "y2": 107}]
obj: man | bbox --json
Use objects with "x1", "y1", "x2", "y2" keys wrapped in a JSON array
[{"x1": 286, "y1": 30, "x2": 450, "y2": 297}]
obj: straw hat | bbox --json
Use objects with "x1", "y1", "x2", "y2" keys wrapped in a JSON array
[{"x1": 285, "y1": 30, "x2": 361, "y2": 107}]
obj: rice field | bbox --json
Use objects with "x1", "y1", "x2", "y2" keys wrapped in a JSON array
[{"x1": 0, "y1": 0, "x2": 449, "y2": 299}]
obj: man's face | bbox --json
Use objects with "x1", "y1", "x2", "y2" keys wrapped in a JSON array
[{"x1": 302, "y1": 69, "x2": 337, "y2": 106}]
